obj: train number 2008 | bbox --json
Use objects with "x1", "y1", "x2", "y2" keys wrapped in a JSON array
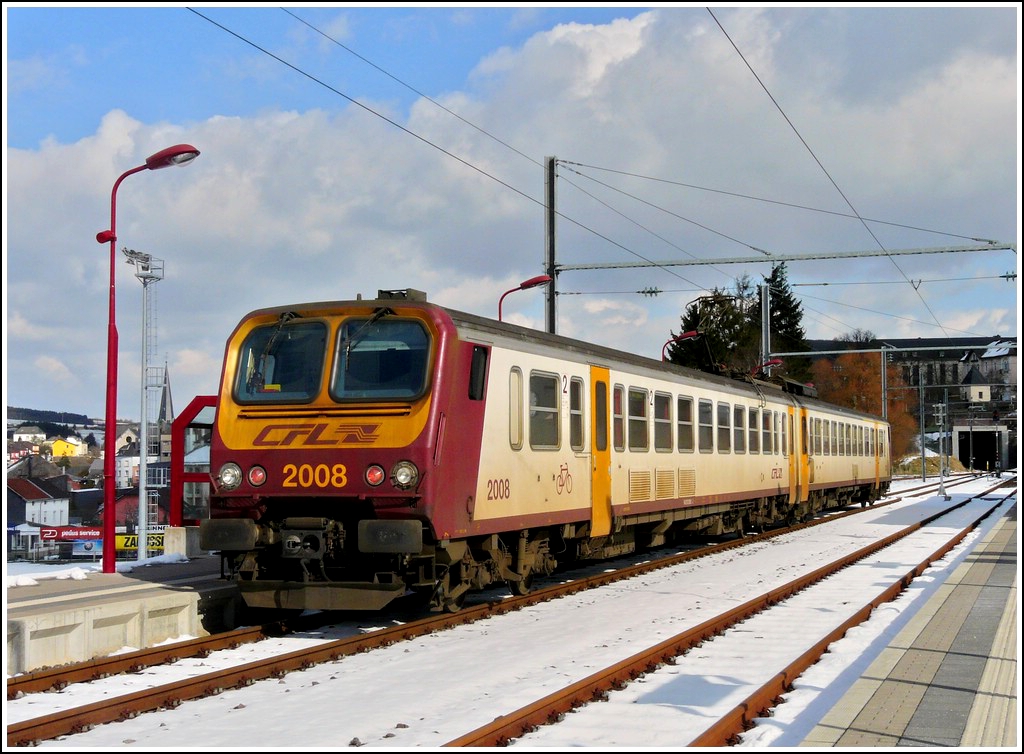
[
  {"x1": 487, "y1": 478, "x2": 511, "y2": 500},
  {"x1": 283, "y1": 463, "x2": 348, "y2": 488}
]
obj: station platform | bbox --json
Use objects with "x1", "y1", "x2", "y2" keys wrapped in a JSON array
[
  {"x1": 801, "y1": 503, "x2": 1018, "y2": 747},
  {"x1": 6, "y1": 552, "x2": 238, "y2": 676}
]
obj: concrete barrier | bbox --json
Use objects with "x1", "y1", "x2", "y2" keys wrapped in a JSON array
[
  {"x1": 164, "y1": 526, "x2": 204, "y2": 558},
  {"x1": 6, "y1": 590, "x2": 199, "y2": 675}
]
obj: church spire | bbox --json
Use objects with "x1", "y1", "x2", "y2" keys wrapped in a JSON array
[{"x1": 158, "y1": 363, "x2": 175, "y2": 426}]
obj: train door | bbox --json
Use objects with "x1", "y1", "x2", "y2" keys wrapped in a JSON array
[
  {"x1": 872, "y1": 423, "x2": 884, "y2": 487},
  {"x1": 589, "y1": 366, "x2": 612, "y2": 537},
  {"x1": 787, "y1": 407, "x2": 798, "y2": 504},
  {"x1": 796, "y1": 407, "x2": 811, "y2": 503}
]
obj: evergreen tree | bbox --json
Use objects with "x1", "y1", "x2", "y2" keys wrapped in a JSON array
[
  {"x1": 668, "y1": 266, "x2": 813, "y2": 380},
  {"x1": 667, "y1": 276, "x2": 758, "y2": 374},
  {"x1": 752, "y1": 263, "x2": 812, "y2": 383}
]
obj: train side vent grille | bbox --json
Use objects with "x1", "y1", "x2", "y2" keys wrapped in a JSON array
[
  {"x1": 655, "y1": 469, "x2": 676, "y2": 500},
  {"x1": 678, "y1": 468, "x2": 696, "y2": 497},
  {"x1": 629, "y1": 470, "x2": 652, "y2": 503}
]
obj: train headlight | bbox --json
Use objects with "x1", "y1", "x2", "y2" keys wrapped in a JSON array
[
  {"x1": 365, "y1": 464, "x2": 386, "y2": 487},
  {"x1": 217, "y1": 462, "x2": 243, "y2": 491},
  {"x1": 247, "y1": 465, "x2": 267, "y2": 487},
  {"x1": 390, "y1": 460, "x2": 420, "y2": 490}
]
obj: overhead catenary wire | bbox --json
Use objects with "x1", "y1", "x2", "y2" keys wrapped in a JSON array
[
  {"x1": 707, "y1": 7, "x2": 951, "y2": 338},
  {"x1": 187, "y1": 8, "x2": 723, "y2": 297},
  {"x1": 560, "y1": 160, "x2": 1005, "y2": 248},
  {"x1": 286, "y1": 7, "x2": 736, "y2": 297},
  {"x1": 187, "y1": 7, "x2": 1009, "y2": 343}
]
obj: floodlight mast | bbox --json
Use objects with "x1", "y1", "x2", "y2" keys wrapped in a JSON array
[{"x1": 124, "y1": 249, "x2": 165, "y2": 561}]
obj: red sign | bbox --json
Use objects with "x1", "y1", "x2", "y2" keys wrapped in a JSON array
[{"x1": 39, "y1": 526, "x2": 103, "y2": 540}]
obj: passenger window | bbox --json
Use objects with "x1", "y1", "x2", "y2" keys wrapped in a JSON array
[
  {"x1": 613, "y1": 385, "x2": 625, "y2": 452},
  {"x1": 529, "y1": 372, "x2": 559, "y2": 449},
  {"x1": 717, "y1": 402, "x2": 731, "y2": 453},
  {"x1": 569, "y1": 377, "x2": 585, "y2": 451},
  {"x1": 698, "y1": 399, "x2": 714, "y2": 452},
  {"x1": 509, "y1": 368, "x2": 523, "y2": 450},
  {"x1": 734, "y1": 405, "x2": 746, "y2": 453},
  {"x1": 595, "y1": 381, "x2": 608, "y2": 452},
  {"x1": 628, "y1": 388, "x2": 649, "y2": 451},
  {"x1": 654, "y1": 392, "x2": 672, "y2": 451},
  {"x1": 677, "y1": 396, "x2": 694, "y2": 452}
]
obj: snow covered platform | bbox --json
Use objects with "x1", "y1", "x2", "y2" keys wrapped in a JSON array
[
  {"x1": 6, "y1": 553, "x2": 236, "y2": 676},
  {"x1": 801, "y1": 502, "x2": 1017, "y2": 748}
]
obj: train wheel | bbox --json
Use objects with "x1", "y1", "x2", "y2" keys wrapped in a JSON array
[{"x1": 507, "y1": 571, "x2": 534, "y2": 597}]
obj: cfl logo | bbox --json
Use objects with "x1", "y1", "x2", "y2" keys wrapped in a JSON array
[{"x1": 252, "y1": 422, "x2": 380, "y2": 446}]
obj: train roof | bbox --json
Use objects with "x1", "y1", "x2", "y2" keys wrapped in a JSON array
[{"x1": 239, "y1": 291, "x2": 888, "y2": 424}]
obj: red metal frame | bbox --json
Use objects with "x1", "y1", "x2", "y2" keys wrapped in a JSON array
[{"x1": 170, "y1": 394, "x2": 217, "y2": 526}]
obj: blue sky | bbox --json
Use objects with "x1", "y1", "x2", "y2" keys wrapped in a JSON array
[
  {"x1": 4, "y1": 4, "x2": 1020, "y2": 419},
  {"x1": 6, "y1": 6, "x2": 643, "y2": 148}
]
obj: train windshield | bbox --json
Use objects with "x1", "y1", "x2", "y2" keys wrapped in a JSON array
[
  {"x1": 235, "y1": 318, "x2": 328, "y2": 403},
  {"x1": 331, "y1": 317, "x2": 430, "y2": 400}
]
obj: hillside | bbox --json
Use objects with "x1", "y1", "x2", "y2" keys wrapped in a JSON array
[{"x1": 7, "y1": 407, "x2": 96, "y2": 426}]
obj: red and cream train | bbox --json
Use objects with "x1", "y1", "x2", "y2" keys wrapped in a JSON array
[{"x1": 200, "y1": 289, "x2": 892, "y2": 613}]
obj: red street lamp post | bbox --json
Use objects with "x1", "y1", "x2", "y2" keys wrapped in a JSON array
[
  {"x1": 95, "y1": 144, "x2": 200, "y2": 573},
  {"x1": 498, "y1": 274, "x2": 552, "y2": 321}
]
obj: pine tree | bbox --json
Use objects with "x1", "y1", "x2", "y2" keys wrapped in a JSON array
[
  {"x1": 667, "y1": 276, "x2": 758, "y2": 374},
  {"x1": 753, "y1": 263, "x2": 812, "y2": 383},
  {"x1": 668, "y1": 265, "x2": 813, "y2": 381}
]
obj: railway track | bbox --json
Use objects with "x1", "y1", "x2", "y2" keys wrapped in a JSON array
[
  {"x1": 453, "y1": 476, "x2": 1016, "y2": 746},
  {"x1": 5, "y1": 473, "x2": 973, "y2": 701},
  {"x1": 6, "y1": 474, "x2": 1007, "y2": 747}
]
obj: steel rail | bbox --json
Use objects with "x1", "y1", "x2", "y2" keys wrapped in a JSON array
[
  {"x1": 5, "y1": 474, "x2": 985, "y2": 746},
  {"x1": 5, "y1": 475, "x2": 972, "y2": 702},
  {"x1": 443, "y1": 478, "x2": 1014, "y2": 747}
]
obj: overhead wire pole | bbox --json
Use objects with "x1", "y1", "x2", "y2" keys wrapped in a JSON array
[
  {"x1": 760, "y1": 282, "x2": 771, "y2": 375},
  {"x1": 545, "y1": 156, "x2": 557, "y2": 334}
]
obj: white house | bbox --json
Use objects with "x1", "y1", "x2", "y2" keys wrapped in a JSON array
[{"x1": 12, "y1": 426, "x2": 46, "y2": 444}]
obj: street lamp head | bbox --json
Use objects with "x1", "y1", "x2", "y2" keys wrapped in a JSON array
[
  {"x1": 518, "y1": 274, "x2": 552, "y2": 291},
  {"x1": 96, "y1": 144, "x2": 201, "y2": 246},
  {"x1": 662, "y1": 330, "x2": 701, "y2": 361},
  {"x1": 498, "y1": 274, "x2": 553, "y2": 321},
  {"x1": 144, "y1": 144, "x2": 200, "y2": 170}
]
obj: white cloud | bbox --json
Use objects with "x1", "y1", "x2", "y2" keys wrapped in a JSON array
[
  {"x1": 5, "y1": 8, "x2": 1017, "y2": 416},
  {"x1": 33, "y1": 355, "x2": 79, "y2": 388}
]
